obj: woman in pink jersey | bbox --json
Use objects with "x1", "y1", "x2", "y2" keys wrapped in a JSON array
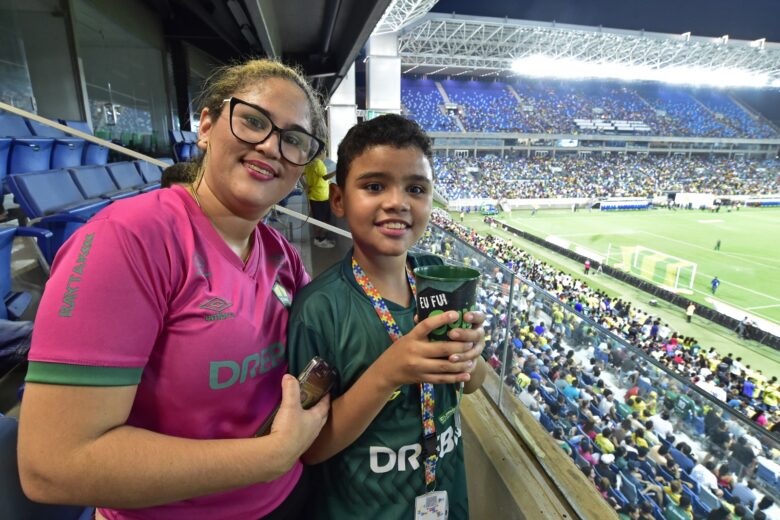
[{"x1": 18, "y1": 59, "x2": 330, "y2": 520}]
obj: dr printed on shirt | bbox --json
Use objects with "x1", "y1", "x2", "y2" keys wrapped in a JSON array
[{"x1": 415, "y1": 490, "x2": 448, "y2": 520}]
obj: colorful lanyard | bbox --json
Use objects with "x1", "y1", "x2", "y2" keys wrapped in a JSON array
[{"x1": 351, "y1": 257, "x2": 439, "y2": 491}]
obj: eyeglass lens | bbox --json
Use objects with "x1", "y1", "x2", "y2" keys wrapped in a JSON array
[{"x1": 230, "y1": 101, "x2": 319, "y2": 165}]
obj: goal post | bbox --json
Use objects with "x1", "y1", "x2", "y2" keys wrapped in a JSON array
[{"x1": 617, "y1": 245, "x2": 697, "y2": 292}]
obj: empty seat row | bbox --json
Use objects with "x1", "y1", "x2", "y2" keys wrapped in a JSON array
[
  {"x1": 4, "y1": 161, "x2": 162, "y2": 262},
  {"x1": 0, "y1": 115, "x2": 110, "y2": 183}
]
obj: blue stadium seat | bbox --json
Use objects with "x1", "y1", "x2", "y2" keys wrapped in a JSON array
[
  {"x1": 681, "y1": 485, "x2": 710, "y2": 516},
  {"x1": 697, "y1": 486, "x2": 721, "y2": 512},
  {"x1": 68, "y1": 165, "x2": 139, "y2": 201},
  {"x1": 669, "y1": 448, "x2": 695, "y2": 474},
  {"x1": 0, "y1": 114, "x2": 54, "y2": 174},
  {"x1": 133, "y1": 160, "x2": 162, "y2": 186},
  {"x1": 609, "y1": 487, "x2": 629, "y2": 508},
  {"x1": 181, "y1": 131, "x2": 199, "y2": 160},
  {"x1": 0, "y1": 225, "x2": 52, "y2": 320},
  {"x1": 539, "y1": 412, "x2": 555, "y2": 432},
  {"x1": 170, "y1": 130, "x2": 190, "y2": 162},
  {"x1": 59, "y1": 120, "x2": 109, "y2": 166},
  {"x1": 0, "y1": 416, "x2": 94, "y2": 520},
  {"x1": 5, "y1": 169, "x2": 111, "y2": 262},
  {"x1": 0, "y1": 138, "x2": 11, "y2": 183},
  {"x1": 107, "y1": 161, "x2": 158, "y2": 192},
  {"x1": 619, "y1": 473, "x2": 638, "y2": 505},
  {"x1": 25, "y1": 120, "x2": 84, "y2": 169}
]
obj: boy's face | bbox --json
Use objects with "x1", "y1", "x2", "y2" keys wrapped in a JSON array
[{"x1": 332, "y1": 144, "x2": 433, "y2": 261}]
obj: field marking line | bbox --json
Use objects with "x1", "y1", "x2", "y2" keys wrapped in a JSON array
[
  {"x1": 746, "y1": 304, "x2": 780, "y2": 311},
  {"x1": 721, "y1": 251, "x2": 780, "y2": 265},
  {"x1": 639, "y1": 230, "x2": 780, "y2": 271}
]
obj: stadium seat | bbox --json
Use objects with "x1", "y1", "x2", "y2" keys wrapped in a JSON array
[
  {"x1": 0, "y1": 138, "x2": 11, "y2": 183},
  {"x1": 170, "y1": 130, "x2": 190, "y2": 162},
  {"x1": 619, "y1": 474, "x2": 638, "y2": 505},
  {"x1": 539, "y1": 412, "x2": 555, "y2": 432},
  {"x1": 181, "y1": 131, "x2": 199, "y2": 160},
  {"x1": 669, "y1": 448, "x2": 695, "y2": 474},
  {"x1": 0, "y1": 415, "x2": 94, "y2": 520},
  {"x1": 0, "y1": 114, "x2": 54, "y2": 175},
  {"x1": 59, "y1": 120, "x2": 109, "y2": 166},
  {"x1": 106, "y1": 161, "x2": 159, "y2": 192},
  {"x1": 68, "y1": 165, "x2": 139, "y2": 201},
  {"x1": 681, "y1": 485, "x2": 710, "y2": 516},
  {"x1": 133, "y1": 160, "x2": 162, "y2": 186},
  {"x1": 25, "y1": 120, "x2": 84, "y2": 169},
  {"x1": 5, "y1": 169, "x2": 111, "y2": 262},
  {"x1": 697, "y1": 486, "x2": 721, "y2": 512},
  {"x1": 0, "y1": 225, "x2": 52, "y2": 320}
]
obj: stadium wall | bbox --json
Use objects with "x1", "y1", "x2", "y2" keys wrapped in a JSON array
[{"x1": 498, "y1": 221, "x2": 780, "y2": 350}]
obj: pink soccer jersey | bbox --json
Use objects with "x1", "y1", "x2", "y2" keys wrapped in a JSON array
[{"x1": 27, "y1": 185, "x2": 310, "y2": 520}]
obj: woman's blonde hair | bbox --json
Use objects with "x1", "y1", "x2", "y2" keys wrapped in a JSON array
[{"x1": 191, "y1": 59, "x2": 327, "y2": 186}]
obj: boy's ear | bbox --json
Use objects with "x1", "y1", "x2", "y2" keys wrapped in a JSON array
[{"x1": 330, "y1": 184, "x2": 345, "y2": 218}]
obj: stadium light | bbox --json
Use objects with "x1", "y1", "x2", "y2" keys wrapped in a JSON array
[{"x1": 510, "y1": 55, "x2": 772, "y2": 88}]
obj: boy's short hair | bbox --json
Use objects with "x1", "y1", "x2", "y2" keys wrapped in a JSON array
[
  {"x1": 335, "y1": 114, "x2": 433, "y2": 187},
  {"x1": 161, "y1": 162, "x2": 196, "y2": 188}
]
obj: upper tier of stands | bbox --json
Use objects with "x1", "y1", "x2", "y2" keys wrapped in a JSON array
[
  {"x1": 433, "y1": 155, "x2": 780, "y2": 200},
  {"x1": 401, "y1": 78, "x2": 780, "y2": 138}
]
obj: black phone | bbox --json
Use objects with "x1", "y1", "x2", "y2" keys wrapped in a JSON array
[{"x1": 254, "y1": 357, "x2": 337, "y2": 437}]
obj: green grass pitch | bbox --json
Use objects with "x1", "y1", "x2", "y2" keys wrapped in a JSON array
[{"x1": 496, "y1": 207, "x2": 780, "y2": 325}]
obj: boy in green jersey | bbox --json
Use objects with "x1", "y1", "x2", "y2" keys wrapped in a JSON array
[{"x1": 288, "y1": 114, "x2": 487, "y2": 519}]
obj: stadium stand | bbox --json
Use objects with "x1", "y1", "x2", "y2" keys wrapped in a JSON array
[
  {"x1": 402, "y1": 77, "x2": 780, "y2": 138},
  {"x1": 419, "y1": 212, "x2": 780, "y2": 517},
  {"x1": 400, "y1": 78, "x2": 460, "y2": 132},
  {"x1": 433, "y1": 155, "x2": 780, "y2": 200}
]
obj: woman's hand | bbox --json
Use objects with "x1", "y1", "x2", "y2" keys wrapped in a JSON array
[{"x1": 269, "y1": 375, "x2": 330, "y2": 464}]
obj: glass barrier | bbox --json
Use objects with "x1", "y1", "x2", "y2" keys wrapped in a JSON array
[{"x1": 423, "y1": 214, "x2": 780, "y2": 516}]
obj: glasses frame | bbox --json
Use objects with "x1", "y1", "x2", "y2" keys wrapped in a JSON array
[{"x1": 222, "y1": 97, "x2": 324, "y2": 166}]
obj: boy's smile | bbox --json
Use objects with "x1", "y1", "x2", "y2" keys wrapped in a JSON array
[{"x1": 332, "y1": 145, "x2": 433, "y2": 260}]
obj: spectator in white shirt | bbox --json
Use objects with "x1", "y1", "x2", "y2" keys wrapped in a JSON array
[
  {"x1": 650, "y1": 411, "x2": 674, "y2": 439},
  {"x1": 690, "y1": 461, "x2": 721, "y2": 494}
]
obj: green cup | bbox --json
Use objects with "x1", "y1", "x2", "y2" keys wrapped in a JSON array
[{"x1": 414, "y1": 265, "x2": 481, "y2": 341}]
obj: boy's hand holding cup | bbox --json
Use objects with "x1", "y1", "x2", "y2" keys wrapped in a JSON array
[{"x1": 414, "y1": 265, "x2": 485, "y2": 374}]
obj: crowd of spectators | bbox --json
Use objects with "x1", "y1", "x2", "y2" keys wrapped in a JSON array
[
  {"x1": 417, "y1": 212, "x2": 780, "y2": 519},
  {"x1": 401, "y1": 77, "x2": 779, "y2": 139},
  {"x1": 432, "y1": 155, "x2": 780, "y2": 200},
  {"x1": 400, "y1": 78, "x2": 460, "y2": 132}
]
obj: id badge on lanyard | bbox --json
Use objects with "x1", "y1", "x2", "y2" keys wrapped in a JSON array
[{"x1": 415, "y1": 490, "x2": 449, "y2": 519}]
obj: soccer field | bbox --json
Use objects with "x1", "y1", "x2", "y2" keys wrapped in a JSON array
[{"x1": 497, "y1": 207, "x2": 780, "y2": 326}]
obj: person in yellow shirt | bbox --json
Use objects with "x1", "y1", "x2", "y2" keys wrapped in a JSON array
[
  {"x1": 302, "y1": 157, "x2": 335, "y2": 248},
  {"x1": 594, "y1": 429, "x2": 616, "y2": 454}
]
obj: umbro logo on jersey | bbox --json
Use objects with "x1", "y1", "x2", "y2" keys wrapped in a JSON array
[{"x1": 200, "y1": 297, "x2": 236, "y2": 321}]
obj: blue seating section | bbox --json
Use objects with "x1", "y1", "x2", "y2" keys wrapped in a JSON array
[
  {"x1": 401, "y1": 78, "x2": 459, "y2": 132},
  {"x1": 401, "y1": 77, "x2": 779, "y2": 138},
  {"x1": 5, "y1": 161, "x2": 163, "y2": 262},
  {"x1": 170, "y1": 130, "x2": 199, "y2": 162}
]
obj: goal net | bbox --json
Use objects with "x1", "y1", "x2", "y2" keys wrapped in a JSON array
[{"x1": 613, "y1": 245, "x2": 697, "y2": 291}]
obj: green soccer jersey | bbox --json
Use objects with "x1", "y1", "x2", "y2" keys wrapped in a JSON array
[{"x1": 288, "y1": 252, "x2": 469, "y2": 519}]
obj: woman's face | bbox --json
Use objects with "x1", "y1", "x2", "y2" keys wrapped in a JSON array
[{"x1": 198, "y1": 77, "x2": 312, "y2": 220}]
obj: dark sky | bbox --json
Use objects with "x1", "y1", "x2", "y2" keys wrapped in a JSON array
[{"x1": 432, "y1": 0, "x2": 780, "y2": 42}]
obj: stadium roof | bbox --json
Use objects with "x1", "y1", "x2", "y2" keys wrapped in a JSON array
[{"x1": 398, "y1": 13, "x2": 780, "y2": 87}]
